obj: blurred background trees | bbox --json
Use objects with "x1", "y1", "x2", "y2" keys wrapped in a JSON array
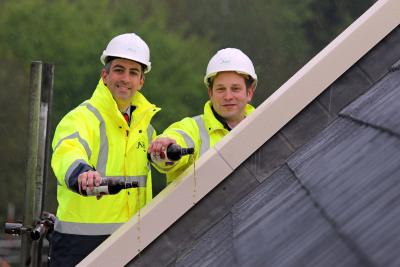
[{"x1": 0, "y1": 0, "x2": 374, "y2": 226}]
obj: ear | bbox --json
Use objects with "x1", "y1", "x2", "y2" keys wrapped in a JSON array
[
  {"x1": 246, "y1": 84, "x2": 255, "y2": 102},
  {"x1": 101, "y1": 69, "x2": 108, "y2": 85},
  {"x1": 208, "y1": 87, "x2": 213, "y2": 99},
  {"x1": 138, "y1": 74, "x2": 145, "y2": 91}
]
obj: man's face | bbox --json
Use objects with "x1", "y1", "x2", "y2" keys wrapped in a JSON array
[
  {"x1": 208, "y1": 71, "x2": 254, "y2": 126},
  {"x1": 101, "y1": 58, "x2": 144, "y2": 108}
]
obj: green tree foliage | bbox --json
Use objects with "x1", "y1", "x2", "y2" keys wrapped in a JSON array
[
  {"x1": 303, "y1": 0, "x2": 376, "y2": 50},
  {"x1": 164, "y1": 0, "x2": 314, "y2": 105},
  {"x1": 0, "y1": 59, "x2": 29, "y2": 225},
  {"x1": 0, "y1": 0, "x2": 212, "y2": 129}
]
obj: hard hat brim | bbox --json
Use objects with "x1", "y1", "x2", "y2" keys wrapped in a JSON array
[{"x1": 100, "y1": 53, "x2": 151, "y2": 73}]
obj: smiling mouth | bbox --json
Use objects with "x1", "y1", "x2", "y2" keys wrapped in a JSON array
[{"x1": 117, "y1": 85, "x2": 131, "y2": 91}]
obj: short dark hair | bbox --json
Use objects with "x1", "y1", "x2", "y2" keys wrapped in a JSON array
[
  {"x1": 208, "y1": 74, "x2": 255, "y2": 90},
  {"x1": 103, "y1": 56, "x2": 146, "y2": 73}
]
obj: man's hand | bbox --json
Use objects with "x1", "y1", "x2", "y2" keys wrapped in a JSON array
[
  {"x1": 78, "y1": 170, "x2": 102, "y2": 194},
  {"x1": 148, "y1": 137, "x2": 176, "y2": 161}
]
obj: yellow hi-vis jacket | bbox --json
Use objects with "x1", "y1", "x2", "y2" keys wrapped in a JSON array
[
  {"x1": 155, "y1": 100, "x2": 254, "y2": 183},
  {"x1": 51, "y1": 79, "x2": 160, "y2": 235}
]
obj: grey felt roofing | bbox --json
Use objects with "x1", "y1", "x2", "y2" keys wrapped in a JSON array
[{"x1": 129, "y1": 26, "x2": 400, "y2": 267}]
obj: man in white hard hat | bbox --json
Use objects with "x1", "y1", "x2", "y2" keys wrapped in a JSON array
[
  {"x1": 148, "y1": 48, "x2": 256, "y2": 182},
  {"x1": 50, "y1": 33, "x2": 160, "y2": 266}
]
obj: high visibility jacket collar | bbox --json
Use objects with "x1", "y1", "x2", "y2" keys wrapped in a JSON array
[
  {"x1": 203, "y1": 100, "x2": 254, "y2": 134},
  {"x1": 90, "y1": 79, "x2": 159, "y2": 129}
]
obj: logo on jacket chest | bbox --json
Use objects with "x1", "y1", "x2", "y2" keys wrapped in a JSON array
[{"x1": 137, "y1": 141, "x2": 146, "y2": 152}]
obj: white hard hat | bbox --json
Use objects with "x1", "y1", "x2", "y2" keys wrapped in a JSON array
[
  {"x1": 100, "y1": 33, "x2": 151, "y2": 73},
  {"x1": 204, "y1": 48, "x2": 257, "y2": 87}
]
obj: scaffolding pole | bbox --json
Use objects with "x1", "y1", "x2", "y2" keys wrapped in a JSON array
[{"x1": 21, "y1": 61, "x2": 54, "y2": 267}]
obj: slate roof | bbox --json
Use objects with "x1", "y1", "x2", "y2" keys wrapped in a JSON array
[{"x1": 128, "y1": 26, "x2": 400, "y2": 267}]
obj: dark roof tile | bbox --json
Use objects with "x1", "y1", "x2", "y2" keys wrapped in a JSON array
[
  {"x1": 317, "y1": 65, "x2": 373, "y2": 115},
  {"x1": 231, "y1": 165, "x2": 297, "y2": 236},
  {"x1": 128, "y1": 233, "x2": 177, "y2": 267},
  {"x1": 175, "y1": 214, "x2": 237, "y2": 267},
  {"x1": 181, "y1": 163, "x2": 259, "y2": 239},
  {"x1": 280, "y1": 99, "x2": 334, "y2": 149},
  {"x1": 287, "y1": 117, "x2": 400, "y2": 266},
  {"x1": 245, "y1": 133, "x2": 295, "y2": 183},
  {"x1": 340, "y1": 68, "x2": 400, "y2": 136},
  {"x1": 357, "y1": 26, "x2": 400, "y2": 82},
  {"x1": 233, "y1": 182, "x2": 364, "y2": 267}
]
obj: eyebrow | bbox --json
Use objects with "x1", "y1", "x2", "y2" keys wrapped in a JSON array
[
  {"x1": 215, "y1": 83, "x2": 242, "y2": 87},
  {"x1": 112, "y1": 64, "x2": 141, "y2": 72}
]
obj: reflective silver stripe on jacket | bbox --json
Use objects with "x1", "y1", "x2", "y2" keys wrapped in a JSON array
[
  {"x1": 147, "y1": 124, "x2": 155, "y2": 143},
  {"x1": 193, "y1": 115, "x2": 210, "y2": 156},
  {"x1": 175, "y1": 130, "x2": 195, "y2": 149},
  {"x1": 54, "y1": 218, "x2": 123, "y2": 235},
  {"x1": 54, "y1": 132, "x2": 92, "y2": 159},
  {"x1": 104, "y1": 175, "x2": 147, "y2": 187},
  {"x1": 80, "y1": 103, "x2": 109, "y2": 175}
]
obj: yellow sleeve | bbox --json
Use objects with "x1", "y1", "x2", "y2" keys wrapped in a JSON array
[
  {"x1": 152, "y1": 117, "x2": 201, "y2": 184},
  {"x1": 51, "y1": 106, "x2": 97, "y2": 187}
]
